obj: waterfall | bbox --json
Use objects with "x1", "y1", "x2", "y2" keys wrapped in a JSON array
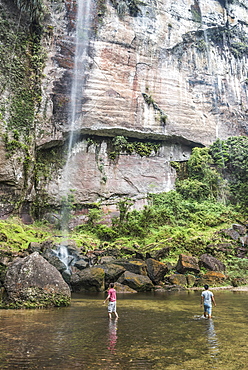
[
  {"x1": 60, "y1": 0, "x2": 93, "y2": 231},
  {"x1": 56, "y1": 245, "x2": 71, "y2": 273}
]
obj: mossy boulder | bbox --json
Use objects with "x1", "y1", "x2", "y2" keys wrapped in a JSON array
[
  {"x1": 2, "y1": 252, "x2": 71, "y2": 308},
  {"x1": 113, "y1": 259, "x2": 147, "y2": 275},
  {"x1": 96, "y1": 263, "x2": 125, "y2": 287},
  {"x1": 146, "y1": 258, "x2": 169, "y2": 284},
  {"x1": 176, "y1": 254, "x2": 200, "y2": 274},
  {"x1": 70, "y1": 267, "x2": 105, "y2": 292},
  {"x1": 117, "y1": 271, "x2": 154, "y2": 292},
  {"x1": 196, "y1": 271, "x2": 226, "y2": 286},
  {"x1": 167, "y1": 274, "x2": 187, "y2": 287}
]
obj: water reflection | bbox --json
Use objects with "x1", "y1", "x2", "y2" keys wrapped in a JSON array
[
  {"x1": 206, "y1": 319, "x2": 219, "y2": 359},
  {"x1": 107, "y1": 319, "x2": 118, "y2": 354}
]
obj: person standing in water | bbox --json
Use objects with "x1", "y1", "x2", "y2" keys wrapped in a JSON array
[
  {"x1": 201, "y1": 284, "x2": 216, "y2": 319},
  {"x1": 103, "y1": 283, "x2": 119, "y2": 319}
]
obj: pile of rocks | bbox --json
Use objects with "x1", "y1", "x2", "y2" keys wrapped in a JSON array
[{"x1": 24, "y1": 240, "x2": 228, "y2": 293}]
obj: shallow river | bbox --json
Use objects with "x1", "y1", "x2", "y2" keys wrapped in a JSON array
[{"x1": 0, "y1": 290, "x2": 247, "y2": 369}]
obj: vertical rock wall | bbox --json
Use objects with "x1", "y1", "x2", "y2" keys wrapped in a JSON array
[{"x1": 0, "y1": 0, "x2": 248, "y2": 220}]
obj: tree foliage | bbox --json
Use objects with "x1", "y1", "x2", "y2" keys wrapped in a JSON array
[
  {"x1": 210, "y1": 136, "x2": 248, "y2": 210},
  {"x1": 14, "y1": 0, "x2": 45, "y2": 24}
]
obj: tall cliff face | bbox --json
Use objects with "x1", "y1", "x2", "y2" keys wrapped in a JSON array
[{"x1": 0, "y1": 0, "x2": 248, "y2": 221}]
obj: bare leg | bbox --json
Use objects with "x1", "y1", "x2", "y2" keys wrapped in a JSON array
[
  {"x1": 114, "y1": 311, "x2": 119, "y2": 319},
  {"x1": 108, "y1": 312, "x2": 112, "y2": 319}
]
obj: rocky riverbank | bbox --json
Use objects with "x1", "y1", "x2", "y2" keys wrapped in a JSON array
[{"x1": 1, "y1": 221, "x2": 248, "y2": 308}]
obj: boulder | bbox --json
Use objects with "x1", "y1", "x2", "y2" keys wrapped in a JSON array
[
  {"x1": 167, "y1": 274, "x2": 187, "y2": 286},
  {"x1": 97, "y1": 263, "x2": 125, "y2": 286},
  {"x1": 154, "y1": 247, "x2": 170, "y2": 261},
  {"x1": 114, "y1": 282, "x2": 137, "y2": 293},
  {"x1": 186, "y1": 274, "x2": 196, "y2": 287},
  {"x1": 199, "y1": 254, "x2": 226, "y2": 272},
  {"x1": 135, "y1": 252, "x2": 144, "y2": 260},
  {"x1": 118, "y1": 271, "x2": 154, "y2": 292},
  {"x1": 27, "y1": 242, "x2": 42, "y2": 254},
  {"x1": 196, "y1": 271, "x2": 226, "y2": 286},
  {"x1": 176, "y1": 254, "x2": 200, "y2": 274},
  {"x1": 146, "y1": 258, "x2": 169, "y2": 284},
  {"x1": 232, "y1": 224, "x2": 247, "y2": 236},
  {"x1": 231, "y1": 277, "x2": 248, "y2": 287},
  {"x1": 3, "y1": 252, "x2": 71, "y2": 308},
  {"x1": 221, "y1": 228, "x2": 240, "y2": 241},
  {"x1": 99, "y1": 256, "x2": 115, "y2": 264},
  {"x1": 70, "y1": 267, "x2": 105, "y2": 292},
  {"x1": 114, "y1": 259, "x2": 147, "y2": 276},
  {"x1": 74, "y1": 258, "x2": 89, "y2": 270}
]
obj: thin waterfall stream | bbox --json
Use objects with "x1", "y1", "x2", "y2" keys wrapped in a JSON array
[{"x1": 60, "y1": 0, "x2": 93, "y2": 231}]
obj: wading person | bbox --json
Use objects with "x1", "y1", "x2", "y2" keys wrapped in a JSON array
[
  {"x1": 201, "y1": 284, "x2": 216, "y2": 319},
  {"x1": 103, "y1": 283, "x2": 119, "y2": 319}
]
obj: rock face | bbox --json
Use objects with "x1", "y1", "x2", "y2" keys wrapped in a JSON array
[
  {"x1": 3, "y1": 252, "x2": 71, "y2": 308},
  {"x1": 0, "y1": 0, "x2": 248, "y2": 219}
]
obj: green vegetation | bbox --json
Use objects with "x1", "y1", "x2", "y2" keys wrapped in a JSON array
[
  {"x1": 0, "y1": 218, "x2": 54, "y2": 251},
  {"x1": 0, "y1": 290, "x2": 70, "y2": 309},
  {"x1": 110, "y1": 0, "x2": 145, "y2": 17},
  {"x1": 1, "y1": 137, "x2": 248, "y2": 283},
  {"x1": 14, "y1": 0, "x2": 45, "y2": 24},
  {"x1": 142, "y1": 93, "x2": 167, "y2": 125},
  {"x1": 109, "y1": 135, "x2": 161, "y2": 159},
  {"x1": 210, "y1": 137, "x2": 248, "y2": 211}
]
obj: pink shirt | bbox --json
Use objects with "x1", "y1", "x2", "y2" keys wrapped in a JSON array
[{"x1": 108, "y1": 288, "x2": 116, "y2": 302}]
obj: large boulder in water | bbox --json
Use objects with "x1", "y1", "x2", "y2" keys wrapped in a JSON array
[
  {"x1": 2, "y1": 252, "x2": 71, "y2": 308},
  {"x1": 118, "y1": 271, "x2": 154, "y2": 292},
  {"x1": 95, "y1": 263, "x2": 125, "y2": 287},
  {"x1": 70, "y1": 267, "x2": 105, "y2": 292}
]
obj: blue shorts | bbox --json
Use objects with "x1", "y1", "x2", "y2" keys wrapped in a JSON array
[
  {"x1": 204, "y1": 304, "x2": 212, "y2": 315},
  {"x1": 108, "y1": 301, "x2": 116, "y2": 313}
]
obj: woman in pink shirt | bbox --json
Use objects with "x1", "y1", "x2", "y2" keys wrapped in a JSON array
[{"x1": 103, "y1": 283, "x2": 119, "y2": 319}]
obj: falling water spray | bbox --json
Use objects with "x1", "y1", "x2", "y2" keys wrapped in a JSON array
[{"x1": 60, "y1": 0, "x2": 93, "y2": 231}]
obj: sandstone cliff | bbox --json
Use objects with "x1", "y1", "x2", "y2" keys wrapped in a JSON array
[{"x1": 0, "y1": 0, "x2": 247, "y2": 222}]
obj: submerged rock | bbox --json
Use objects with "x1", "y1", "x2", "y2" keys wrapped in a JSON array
[{"x1": 2, "y1": 252, "x2": 71, "y2": 308}]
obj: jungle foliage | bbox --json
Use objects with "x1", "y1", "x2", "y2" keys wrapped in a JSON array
[{"x1": 75, "y1": 136, "x2": 247, "y2": 262}]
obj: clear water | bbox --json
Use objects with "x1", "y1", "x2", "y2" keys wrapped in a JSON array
[{"x1": 0, "y1": 290, "x2": 247, "y2": 369}]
